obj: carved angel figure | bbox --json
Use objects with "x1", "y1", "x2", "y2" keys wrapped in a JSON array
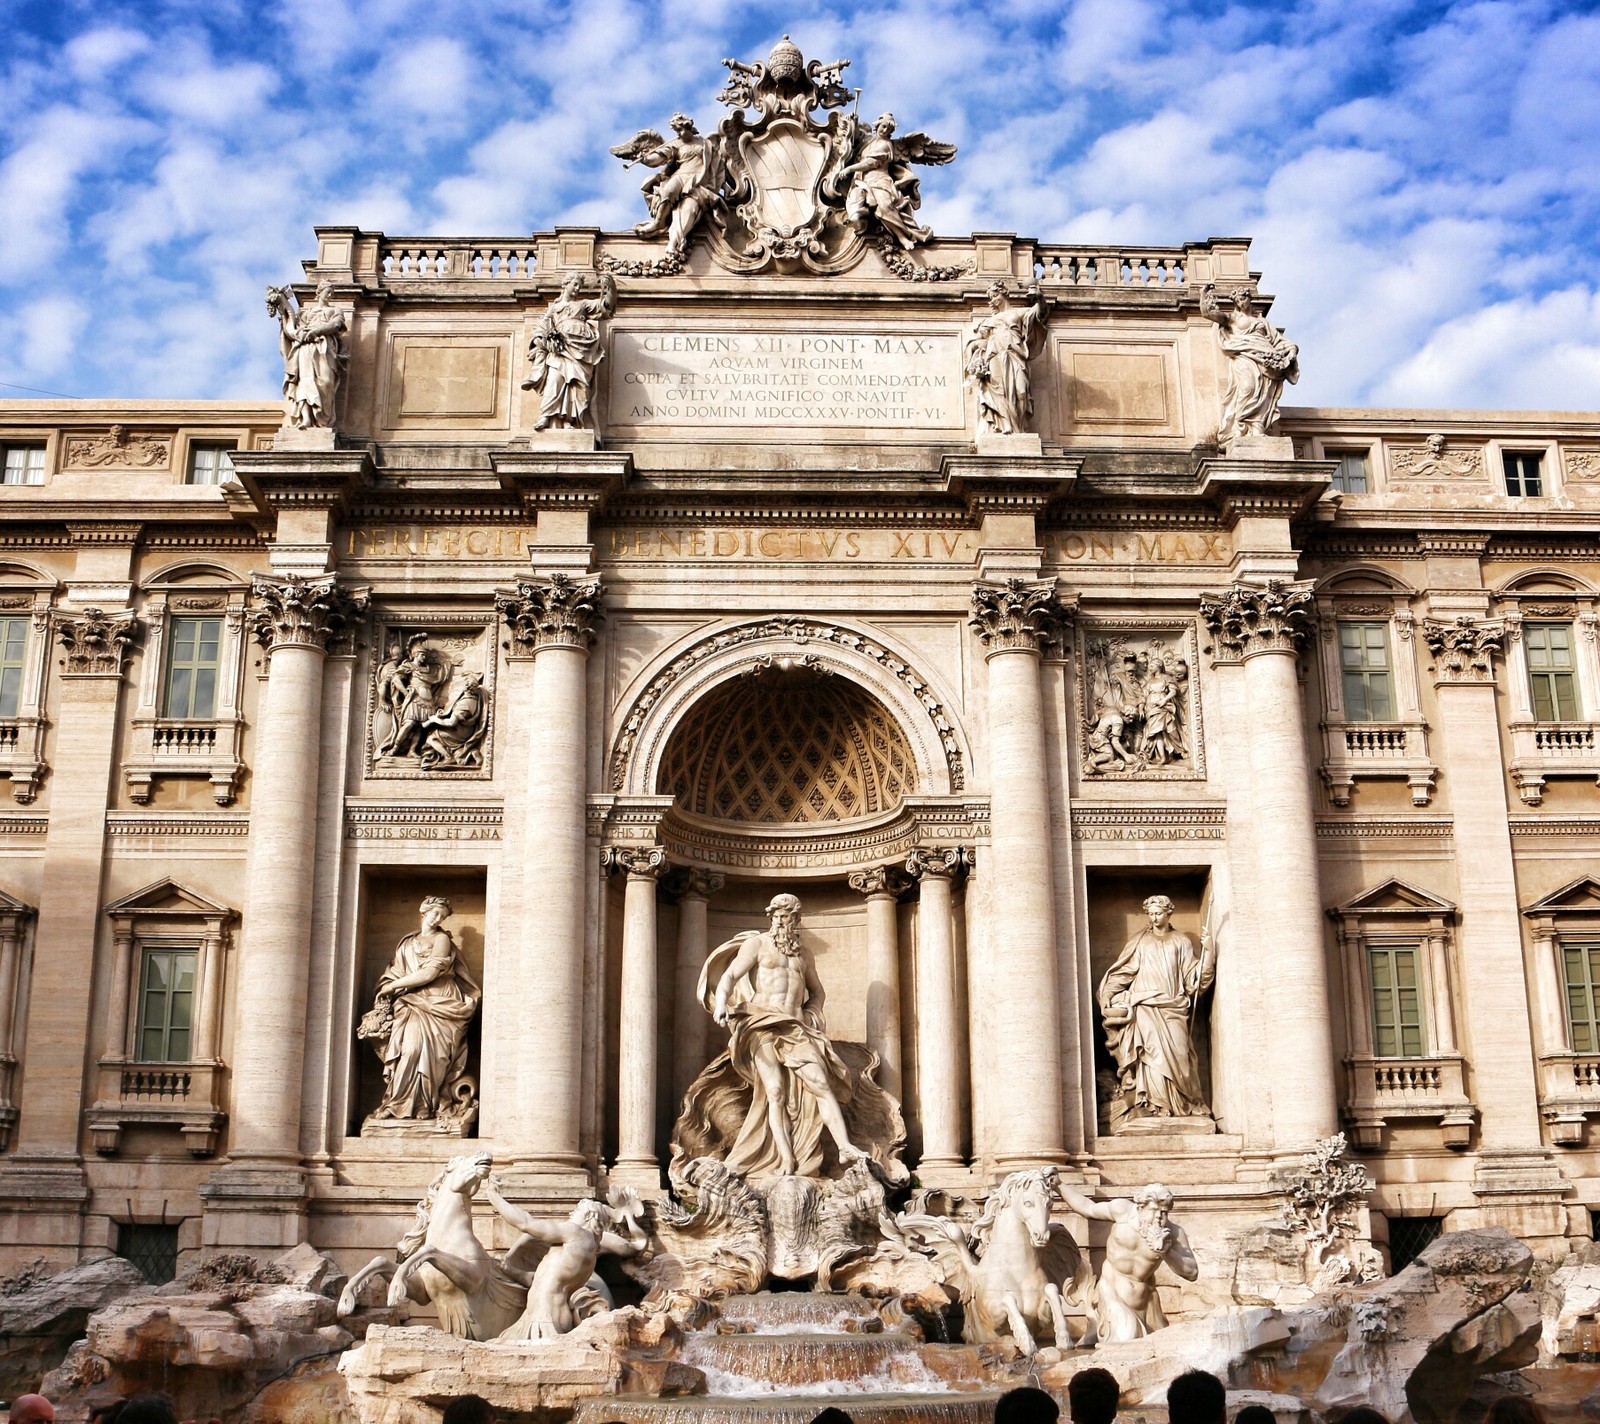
[
  {"x1": 611, "y1": 115, "x2": 728, "y2": 259},
  {"x1": 829, "y1": 112, "x2": 955, "y2": 250},
  {"x1": 266, "y1": 278, "x2": 347, "y2": 430},
  {"x1": 522, "y1": 273, "x2": 616, "y2": 430},
  {"x1": 963, "y1": 282, "x2": 1048, "y2": 435},
  {"x1": 1200, "y1": 284, "x2": 1299, "y2": 449}
]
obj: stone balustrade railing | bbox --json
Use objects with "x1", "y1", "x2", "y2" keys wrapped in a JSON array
[
  {"x1": 1034, "y1": 247, "x2": 1188, "y2": 287},
  {"x1": 152, "y1": 722, "x2": 220, "y2": 755},
  {"x1": 121, "y1": 1066, "x2": 193, "y2": 1100},
  {"x1": 377, "y1": 239, "x2": 540, "y2": 282}
]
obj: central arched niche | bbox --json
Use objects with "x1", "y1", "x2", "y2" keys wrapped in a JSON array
[{"x1": 656, "y1": 668, "x2": 915, "y2": 824}]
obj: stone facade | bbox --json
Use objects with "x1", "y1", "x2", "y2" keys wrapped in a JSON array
[{"x1": 1, "y1": 84, "x2": 1599, "y2": 1306}]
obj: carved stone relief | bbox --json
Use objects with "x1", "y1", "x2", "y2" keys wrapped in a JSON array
[
  {"x1": 61, "y1": 426, "x2": 171, "y2": 470},
  {"x1": 1078, "y1": 623, "x2": 1203, "y2": 780},
  {"x1": 367, "y1": 619, "x2": 496, "y2": 778},
  {"x1": 1563, "y1": 448, "x2": 1600, "y2": 483},
  {"x1": 1388, "y1": 435, "x2": 1487, "y2": 483}
]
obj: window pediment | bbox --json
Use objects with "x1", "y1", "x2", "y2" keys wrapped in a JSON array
[
  {"x1": 1333, "y1": 878, "x2": 1457, "y2": 921},
  {"x1": 1525, "y1": 876, "x2": 1600, "y2": 919},
  {"x1": 106, "y1": 878, "x2": 234, "y2": 923}
]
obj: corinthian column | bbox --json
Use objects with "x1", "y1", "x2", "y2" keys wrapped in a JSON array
[
  {"x1": 210, "y1": 575, "x2": 365, "y2": 1237},
  {"x1": 495, "y1": 575, "x2": 602, "y2": 1175},
  {"x1": 670, "y1": 868, "x2": 723, "y2": 1105},
  {"x1": 907, "y1": 848, "x2": 965, "y2": 1172},
  {"x1": 605, "y1": 846, "x2": 665, "y2": 1184},
  {"x1": 970, "y1": 579, "x2": 1069, "y2": 1166},
  {"x1": 848, "y1": 866, "x2": 910, "y2": 1100},
  {"x1": 1200, "y1": 579, "x2": 1336, "y2": 1146}
]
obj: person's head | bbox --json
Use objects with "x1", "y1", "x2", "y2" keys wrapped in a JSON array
[
  {"x1": 994, "y1": 1386, "x2": 1059, "y2": 1424},
  {"x1": 1135, "y1": 1183, "x2": 1175, "y2": 1243},
  {"x1": 1233, "y1": 1409, "x2": 1276, "y2": 1424},
  {"x1": 810, "y1": 1410, "x2": 854, "y2": 1424},
  {"x1": 10, "y1": 1395, "x2": 55, "y2": 1424},
  {"x1": 875, "y1": 112, "x2": 896, "y2": 137},
  {"x1": 315, "y1": 277, "x2": 336, "y2": 305},
  {"x1": 442, "y1": 1396, "x2": 494, "y2": 1424},
  {"x1": 670, "y1": 112, "x2": 697, "y2": 138},
  {"x1": 986, "y1": 280, "x2": 1009, "y2": 311},
  {"x1": 1485, "y1": 1399, "x2": 1547, "y2": 1424},
  {"x1": 1425, "y1": 433, "x2": 1447, "y2": 457},
  {"x1": 112, "y1": 1397, "x2": 178, "y2": 1424},
  {"x1": 1165, "y1": 1371, "x2": 1224, "y2": 1424},
  {"x1": 1067, "y1": 1367, "x2": 1119, "y2": 1424},
  {"x1": 560, "y1": 273, "x2": 585, "y2": 300},
  {"x1": 1143, "y1": 895, "x2": 1176, "y2": 929},
  {"x1": 420, "y1": 896, "x2": 451, "y2": 930},
  {"x1": 766, "y1": 893, "x2": 802, "y2": 945}
]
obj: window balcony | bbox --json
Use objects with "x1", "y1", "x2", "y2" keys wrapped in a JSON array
[
  {"x1": 0, "y1": 714, "x2": 46, "y2": 804},
  {"x1": 87, "y1": 1059, "x2": 225, "y2": 1157},
  {"x1": 1537, "y1": 1053, "x2": 1600, "y2": 1145},
  {"x1": 1509, "y1": 720, "x2": 1600, "y2": 806},
  {"x1": 1344, "y1": 1053, "x2": 1476, "y2": 1150},
  {"x1": 124, "y1": 715, "x2": 243, "y2": 805},
  {"x1": 1320, "y1": 720, "x2": 1437, "y2": 807}
]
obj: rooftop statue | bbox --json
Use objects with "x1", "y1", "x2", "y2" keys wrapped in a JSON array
[
  {"x1": 964, "y1": 281, "x2": 1049, "y2": 436},
  {"x1": 610, "y1": 116, "x2": 728, "y2": 263},
  {"x1": 266, "y1": 278, "x2": 347, "y2": 431},
  {"x1": 833, "y1": 112, "x2": 956, "y2": 252},
  {"x1": 522, "y1": 272, "x2": 616, "y2": 431},
  {"x1": 1200, "y1": 283, "x2": 1300, "y2": 450}
]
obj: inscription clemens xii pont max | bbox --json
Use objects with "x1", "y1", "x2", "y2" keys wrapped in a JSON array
[{"x1": 609, "y1": 330, "x2": 962, "y2": 428}]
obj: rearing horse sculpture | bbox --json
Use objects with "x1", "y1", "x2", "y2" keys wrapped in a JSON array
[{"x1": 897, "y1": 1167, "x2": 1097, "y2": 1353}]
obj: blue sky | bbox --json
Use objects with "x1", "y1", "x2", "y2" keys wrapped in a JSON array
[{"x1": 2, "y1": 0, "x2": 1598, "y2": 411}]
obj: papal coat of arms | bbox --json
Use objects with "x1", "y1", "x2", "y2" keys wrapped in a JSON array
[{"x1": 607, "y1": 36, "x2": 961, "y2": 278}]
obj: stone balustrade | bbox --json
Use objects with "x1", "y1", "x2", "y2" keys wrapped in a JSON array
[
  {"x1": 378, "y1": 240, "x2": 539, "y2": 282},
  {"x1": 1034, "y1": 247, "x2": 1187, "y2": 287}
]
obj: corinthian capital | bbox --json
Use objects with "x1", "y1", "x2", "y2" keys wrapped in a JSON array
[
  {"x1": 969, "y1": 578, "x2": 1069, "y2": 656},
  {"x1": 250, "y1": 573, "x2": 368, "y2": 652},
  {"x1": 56, "y1": 607, "x2": 139, "y2": 677},
  {"x1": 906, "y1": 847, "x2": 965, "y2": 880},
  {"x1": 496, "y1": 574, "x2": 604, "y2": 654},
  {"x1": 666, "y1": 866, "x2": 725, "y2": 901},
  {"x1": 1199, "y1": 579, "x2": 1315, "y2": 661},
  {"x1": 849, "y1": 865, "x2": 912, "y2": 898},
  {"x1": 1423, "y1": 615, "x2": 1504, "y2": 684},
  {"x1": 602, "y1": 846, "x2": 665, "y2": 879}
]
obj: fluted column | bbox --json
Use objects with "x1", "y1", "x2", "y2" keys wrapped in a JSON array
[
  {"x1": 907, "y1": 848, "x2": 965, "y2": 1170},
  {"x1": 970, "y1": 579, "x2": 1069, "y2": 1165},
  {"x1": 606, "y1": 846, "x2": 665, "y2": 1182},
  {"x1": 496, "y1": 575, "x2": 602, "y2": 1173},
  {"x1": 223, "y1": 575, "x2": 366, "y2": 1178},
  {"x1": 849, "y1": 866, "x2": 910, "y2": 1100},
  {"x1": 669, "y1": 868, "x2": 723, "y2": 1104},
  {"x1": 1200, "y1": 580, "x2": 1336, "y2": 1146}
]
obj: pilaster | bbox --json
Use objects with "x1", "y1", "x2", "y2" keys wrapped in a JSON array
[
  {"x1": 906, "y1": 849, "x2": 966, "y2": 1176},
  {"x1": 604, "y1": 845, "x2": 666, "y2": 1188},
  {"x1": 667, "y1": 868, "x2": 724, "y2": 1107}
]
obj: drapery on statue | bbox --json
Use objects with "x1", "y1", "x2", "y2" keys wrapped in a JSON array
[
  {"x1": 830, "y1": 112, "x2": 956, "y2": 251},
  {"x1": 1055, "y1": 1182, "x2": 1198, "y2": 1342},
  {"x1": 521, "y1": 272, "x2": 616, "y2": 430},
  {"x1": 610, "y1": 114, "x2": 728, "y2": 260},
  {"x1": 359, "y1": 897, "x2": 481, "y2": 1131},
  {"x1": 266, "y1": 278, "x2": 348, "y2": 430},
  {"x1": 963, "y1": 281, "x2": 1049, "y2": 435},
  {"x1": 421, "y1": 672, "x2": 488, "y2": 769},
  {"x1": 1097, "y1": 895, "x2": 1215, "y2": 1126},
  {"x1": 672, "y1": 893, "x2": 907, "y2": 1184},
  {"x1": 1199, "y1": 283, "x2": 1299, "y2": 449}
]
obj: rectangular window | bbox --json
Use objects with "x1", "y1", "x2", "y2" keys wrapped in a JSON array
[
  {"x1": 136, "y1": 947, "x2": 196, "y2": 1062},
  {"x1": 1563, "y1": 943, "x2": 1600, "y2": 1054},
  {"x1": 1526, "y1": 621, "x2": 1582, "y2": 721},
  {"x1": 116, "y1": 1222, "x2": 179, "y2": 1285},
  {"x1": 1339, "y1": 621, "x2": 1396, "y2": 721},
  {"x1": 1504, "y1": 451, "x2": 1544, "y2": 496},
  {"x1": 162, "y1": 615, "x2": 222, "y2": 719},
  {"x1": 2, "y1": 445, "x2": 46, "y2": 485},
  {"x1": 1387, "y1": 1215, "x2": 1443, "y2": 1272},
  {"x1": 0, "y1": 617, "x2": 27, "y2": 719},
  {"x1": 1330, "y1": 450, "x2": 1370, "y2": 494},
  {"x1": 187, "y1": 444, "x2": 235, "y2": 485},
  {"x1": 1368, "y1": 943, "x2": 1425, "y2": 1057}
]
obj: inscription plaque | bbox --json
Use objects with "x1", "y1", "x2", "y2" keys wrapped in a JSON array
[{"x1": 609, "y1": 329, "x2": 963, "y2": 429}]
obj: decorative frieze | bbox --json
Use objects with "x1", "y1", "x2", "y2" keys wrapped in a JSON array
[
  {"x1": 1071, "y1": 804, "x2": 1226, "y2": 841},
  {"x1": 343, "y1": 801, "x2": 503, "y2": 842},
  {"x1": 969, "y1": 578, "x2": 1070, "y2": 657},
  {"x1": 1199, "y1": 579, "x2": 1315, "y2": 661},
  {"x1": 61, "y1": 426, "x2": 171, "y2": 470},
  {"x1": 250, "y1": 573, "x2": 368, "y2": 652},
  {"x1": 55, "y1": 608, "x2": 139, "y2": 677},
  {"x1": 496, "y1": 574, "x2": 604, "y2": 653},
  {"x1": 1423, "y1": 616, "x2": 1504, "y2": 684}
]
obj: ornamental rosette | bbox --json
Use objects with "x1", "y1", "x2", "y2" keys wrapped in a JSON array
[
  {"x1": 969, "y1": 578, "x2": 1069, "y2": 656},
  {"x1": 496, "y1": 574, "x2": 604, "y2": 653},
  {"x1": 250, "y1": 573, "x2": 368, "y2": 652},
  {"x1": 1199, "y1": 579, "x2": 1315, "y2": 660},
  {"x1": 56, "y1": 607, "x2": 140, "y2": 677},
  {"x1": 1422, "y1": 615, "x2": 1504, "y2": 683}
]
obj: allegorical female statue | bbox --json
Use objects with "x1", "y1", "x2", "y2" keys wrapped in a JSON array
[
  {"x1": 1199, "y1": 283, "x2": 1300, "y2": 449},
  {"x1": 266, "y1": 277, "x2": 348, "y2": 430},
  {"x1": 964, "y1": 281, "x2": 1049, "y2": 435},
  {"x1": 1097, "y1": 895, "x2": 1216, "y2": 1126},
  {"x1": 359, "y1": 896, "x2": 481, "y2": 1133},
  {"x1": 521, "y1": 272, "x2": 616, "y2": 431}
]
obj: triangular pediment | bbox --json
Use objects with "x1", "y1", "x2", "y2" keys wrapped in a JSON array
[
  {"x1": 1333, "y1": 878, "x2": 1457, "y2": 917},
  {"x1": 0, "y1": 886, "x2": 33, "y2": 915},
  {"x1": 105, "y1": 878, "x2": 234, "y2": 918},
  {"x1": 1524, "y1": 876, "x2": 1600, "y2": 917}
]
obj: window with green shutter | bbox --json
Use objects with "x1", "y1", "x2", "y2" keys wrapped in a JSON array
[
  {"x1": 1526, "y1": 622, "x2": 1581, "y2": 722},
  {"x1": 1368, "y1": 943, "x2": 1425, "y2": 1058},
  {"x1": 1340, "y1": 621, "x2": 1396, "y2": 722},
  {"x1": 0, "y1": 617, "x2": 27, "y2": 719},
  {"x1": 1563, "y1": 943, "x2": 1600, "y2": 1054},
  {"x1": 162, "y1": 616, "x2": 222, "y2": 719},
  {"x1": 136, "y1": 948, "x2": 197, "y2": 1063}
]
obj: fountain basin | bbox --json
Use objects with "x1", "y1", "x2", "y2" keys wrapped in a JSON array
[{"x1": 575, "y1": 1391, "x2": 1006, "y2": 1424}]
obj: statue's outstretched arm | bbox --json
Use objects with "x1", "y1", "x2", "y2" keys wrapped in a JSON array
[
  {"x1": 483, "y1": 1181, "x2": 569, "y2": 1244},
  {"x1": 1056, "y1": 1183, "x2": 1122, "y2": 1223}
]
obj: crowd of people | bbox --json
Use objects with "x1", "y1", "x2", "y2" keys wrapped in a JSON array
[{"x1": 0, "y1": 1372, "x2": 1558, "y2": 1423}]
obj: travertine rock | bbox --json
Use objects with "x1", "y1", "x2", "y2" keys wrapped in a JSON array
[{"x1": 0, "y1": 1256, "x2": 146, "y2": 1398}]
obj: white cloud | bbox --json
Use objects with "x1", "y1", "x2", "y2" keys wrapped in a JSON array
[{"x1": 0, "y1": 295, "x2": 90, "y2": 380}]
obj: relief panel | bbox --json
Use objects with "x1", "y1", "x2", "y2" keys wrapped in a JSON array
[
  {"x1": 366, "y1": 616, "x2": 497, "y2": 781},
  {"x1": 1077, "y1": 620, "x2": 1204, "y2": 781}
]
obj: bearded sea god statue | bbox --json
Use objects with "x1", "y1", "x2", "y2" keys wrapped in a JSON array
[
  {"x1": 1055, "y1": 1182, "x2": 1198, "y2": 1343},
  {"x1": 358, "y1": 897, "x2": 481, "y2": 1135},
  {"x1": 1097, "y1": 894, "x2": 1216, "y2": 1130},
  {"x1": 672, "y1": 893, "x2": 907, "y2": 1184}
]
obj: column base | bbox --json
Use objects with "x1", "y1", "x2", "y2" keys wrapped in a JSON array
[
  {"x1": 1458, "y1": 1148, "x2": 1572, "y2": 1249},
  {"x1": 199, "y1": 1161, "x2": 309, "y2": 1250},
  {"x1": 915, "y1": 1157, "x2": 978, "y2": 1193},
  {"x1": 0, "y1": 1154, "x2": 90, "y2": 1257},
  {"x1": 608, "y1": 1158, "x2": 664, "y2": 1194}
]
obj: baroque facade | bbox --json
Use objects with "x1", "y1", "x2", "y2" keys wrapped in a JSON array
[{"x1": 2, "y1": 39, "x2": 1599, "y2": 1308}]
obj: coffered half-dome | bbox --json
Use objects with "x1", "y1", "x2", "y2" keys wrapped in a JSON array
[{"x1": 657, "y1": 670, "x2": 915, "y2": 824}]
